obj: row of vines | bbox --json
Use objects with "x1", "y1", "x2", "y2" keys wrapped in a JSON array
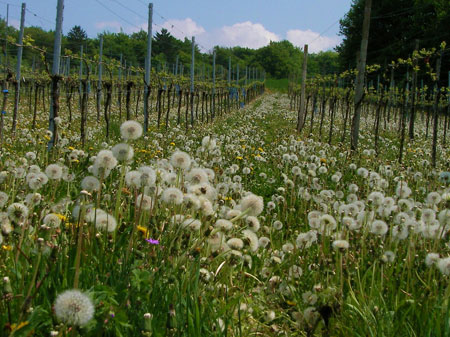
[
  {"x1": 1, "y1": 37, "x2": 265, "y2": 150},
  {"x1": 289, "y1": 42, "x2": 450, "y2": 167}
]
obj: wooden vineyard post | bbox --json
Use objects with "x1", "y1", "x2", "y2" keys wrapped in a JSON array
[
  {"x1": 3, "y1": 4, "x2": 9, "y2": 72},
  {"x1": 144, "y1": 3, "x2": 153, "y2": 134},
  {"x1": 190, "y1": 36, "x2": 195, "y2": 128},
  {"x1": 12, "y1": 3, "x2": 25, "y2": 135},
  {"x1": 431, "y1": 51, "x2": 442, "y2": 167},
  {"x1": 444, "y1": 71, "x2": 450, "y2": 147},
  {"x1": 350, "y1": 0, "x2": 372, "y2": 151},
  {"x1": 48, "y1": 0, "x2": 64, "y2": 150},
  {"x1": 79, "y1": 45, "x2": 83, "y2": 108},
  {"x1": 212, "y1": 50, "x2": 216, "y2": 120},
  {"x1": 1, "y1": 71, "x2": 12, "y2": 149},
  {"x1": 408, "y1": 40, "x2": 419, "y2": 140},
  {"x1": 96, "y1": 34, "x2": 103, "y2": 122},
  {"x1": 297, "y1": 44, "x2": 308, "y2": 133},
  {"x1": 118, "y1": 54, "x2": 122, "y2": 119}
]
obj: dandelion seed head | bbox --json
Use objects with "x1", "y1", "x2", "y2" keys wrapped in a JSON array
[
  {"x1": 95, "y1": 213, "x2": 117, "y2": 232},
  {"x1": 120, "y1": 120, "x2": 143, "y2": 140},
  {"x1": 81, "y1": 176, "x2": 101, "y2": 192},
  {"x1": 45, "y1": 164, "x2": 63, "y2": 180},
  {"x1": 43, "y1": 213, "x2": 62, "y2": 228},
  {"x1": 54, "y1": 289, "x2": 94, "y2": 326},
  {"x1": 239, "y1": 194, "x2": 264, "y2": 216},
  {"x1": 7, "y1": 203, "x2": 29, "y2": 223},
  {"x1": 170, "y1": 151, "x2": 191, "y2": 170},
  {"x1": 370, "y1": 220, "x2": 388, "y2": 235},
  {"x1": 112, "y1": 143, "x2": 134, "y2": 162}
]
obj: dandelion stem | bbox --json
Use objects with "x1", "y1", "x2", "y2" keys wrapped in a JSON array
[
  {"x1": 15, "y1": 222, "x2": 27, "y2": 264},
  {"x1": 114, "y1": 165, "x2": 126, "y2": 223},
  {"x1": 73, "y1": 203, "x2": 86, "y2": 289},
  {"x1": 19, "y1": 252, "x2": 41, "y2": 321}
]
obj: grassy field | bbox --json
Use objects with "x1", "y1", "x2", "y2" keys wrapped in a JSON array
[
  {"x1": 0, "y1": 90, "x2": 449, "y2": 336},
  {"x1": 265, "y1": 78, "x2": 289, "y2": 93}
]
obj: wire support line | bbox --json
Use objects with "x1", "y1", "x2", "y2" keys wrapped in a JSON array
[
  {"x1": 0, "y1": 0, "x2": 19, "y2": 7},
  {"x1": 25, "y1": 8, "x2": 55, "y2": 26},
  {"x1": 108, "y1": 0, "x2": 147, "y2": 21},
  {"x1": 94, "y1": 0, "x2": 144, "y2": 32},
  {"x1": 307, "y1": 18, "x2": 341, "y2": 46}
]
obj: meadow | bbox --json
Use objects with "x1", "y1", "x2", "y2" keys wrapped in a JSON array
[{"x1": 0, "y1": 83, "x2": 449, "y2": 337}]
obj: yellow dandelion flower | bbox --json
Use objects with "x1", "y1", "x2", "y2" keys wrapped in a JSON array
[
  {"x1": 236, "y1": 156, "x2": 243, "y2": 160},
  {"x1": 2, "y1": 245, "x2": 13, "y2": 251},
  {"x1": 10, "y1": 321, "x2": 29, "y2": 332},
  {"x1": 65, "y1": 222, "x2": 81, "y2": 228},
  {"x1": 137, "y1": 225, "x2": 149, "y2": 238},
  {"x1": 55, "y1": 214, "x2": 67, "y2": 221}
]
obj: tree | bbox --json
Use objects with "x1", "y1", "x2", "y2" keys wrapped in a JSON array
[
  {"x1": 255, "y1": 40, "x2": 302, "y2": 78},
  {"x1": 153, "y1": 28, "x2": 180, "y2": 64},
  {"x1": 66, "y1": 25, "x2": 87, "y2": 52},
  {"x1": 337, "y1": 0, "x2": 450, "y2": 83}
]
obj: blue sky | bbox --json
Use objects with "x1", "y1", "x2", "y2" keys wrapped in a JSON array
[{"x1": 2, "y1": 0, "x2": 353, "y2": 52}]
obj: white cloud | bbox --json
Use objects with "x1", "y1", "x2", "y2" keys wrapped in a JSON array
[
  {"x1": 214, "y1": 21, "x2": 280, "y2": 49},
  {"x1": 158, "y1": 19, "x2": 278, "y2": 51},
  {"x1": 286, "y1": 29, "x2": 340, "y2": 53},
  {"x1": 95, "y1": 17, "x2": 339, "y2": 54},
  {"x1": 95, "y1": 21, "x2": 122, "y2": 33},
  {"x1": 161, "y1": 18, "x2": 206, "y2": 41}
]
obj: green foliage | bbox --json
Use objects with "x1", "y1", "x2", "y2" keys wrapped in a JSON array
[
  {"x1": 66, "y1": 25, "x2": 87, "y2": 52},
  {"x1": 265, "y1": 78, "x2": 289, "y2": 93},
  {"x1": 0, "y1": 19, "x2": 339, "y2": 82},
  {"x1": 337, "y1": 0, "x2": 450, "y2": 81}
]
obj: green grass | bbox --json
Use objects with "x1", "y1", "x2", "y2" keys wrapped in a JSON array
[
  {"x1": 1, "y1": 89, "x2": 450, "y2": 336},
  {"x1": 265, "y1": 78, "x2": 289, "y2": 93}
]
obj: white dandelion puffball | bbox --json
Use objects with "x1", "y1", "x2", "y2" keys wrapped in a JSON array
[
  {"x1": 438, "y1": 257, "x2": 450, "y2": 276},
  {"x1": 215, "y1": 219, "x2": 233, "y2": 231},
  {"x1": 43, "y1": 213, "x2": 62, "y2": 228},
  {"x1": 136, "y1": 194, "x2": 153, "y2": 211},
  {"x1": 95, "y1": 213, "x2": 118, "y2": 232},
  {"x1": 332, "y1": 240, "x2": 349, "y2": 250},
  {"x1": 54, "y1": 289, "x2": 94, "y2": 326},
  {"x1": 7, "y1": 203, "x2": 29, "y2": 223},
  {"x1": 161, "y1": 187, "x2": 184, "y2": 205},
  {"x1": 201, "y1": 135, "x2": 217, "y2": 150},
  {"x1": 239, "y1": 194, "x2": 264, "y2": 216},
  {"x1": 120, "y1": 120, "x2": 143, "y2": 140},
  {"x1": 170, "y1": 151, "x2": 191, "y2": 170},
  {"x1": 112, "y1": 143, "x2": 134, "y2": 161},
  {"x1": 95, "y1": 150, "x2": 118, "y2": 170},
  {"x1": 45, "y1": 164, "x2": 63, "y2": 180},
  {"x1": 370, "y1": 220, "x2": 388, "y2": 235},
  {"x1": 81, "y1": 176, "x2": 101, "y2": 192},
  {"x1": 0, "y1": 191, "x2": 9, "y2": 208},
  {"x1": 139, "y1": 166, "x2": 156, "y2": 187}
]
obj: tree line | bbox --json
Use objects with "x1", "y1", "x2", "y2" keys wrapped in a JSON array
[
  {"x1": 337, "y1": 0, "x2": 450, "y2": 87},
  {"x1": 0, "y1": 20, "x2": 339, "y2": 79}
]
